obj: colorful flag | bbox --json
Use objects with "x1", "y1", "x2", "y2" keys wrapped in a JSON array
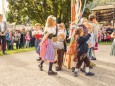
[{"x1": 71, "y1": 0, "x2": 76, "y2": 23}]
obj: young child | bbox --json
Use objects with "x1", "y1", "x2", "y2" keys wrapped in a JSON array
[
  {"x1": 39, "y1": 15, "x2": 57, "y2": 75},
  {"x1": 5, "y1": 30, "x2": 10, "y2": 50},
  {"x1": 87, "y1": 25, "x2": 95, "y2": 60},
  {"x1": 57, "y1": 23, "x2": 67, "y2": 59},
  {"x1": 53, "y1": 33, "x2": 65, "y2": 71},
  {"x1": 9, "y1": 31, "x2": 14, "y2": 50},
  {"x1": 104, "y1": 33, "x2": 107, "y2": 43},
  {"x1": 25, "y1": 31, "x2": 31, "y2": 48},
  {"x1": 14, "y1": 30, "x2": 21, "y2": 49},
  {"x1": 74, "y1": 27, "x2": 94, "y2": 77},
  {"x1": 106, "y1": 33, "x2": 111, "y2": 43},
  {"x1": 33, "y1": 23, "x2": 43, "y2": 61}
]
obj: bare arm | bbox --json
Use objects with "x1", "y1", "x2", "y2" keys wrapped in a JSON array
[
  {"x1": 40, "y1": 32, "x2": 49, "y2": 45},
  {"x1": 111, "y1": 32, "x2": 115, "y2": 38}
]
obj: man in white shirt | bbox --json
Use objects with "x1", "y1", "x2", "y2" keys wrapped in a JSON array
[{"x1": 0, "y1": 14, "x2": 7, "y2": 55}]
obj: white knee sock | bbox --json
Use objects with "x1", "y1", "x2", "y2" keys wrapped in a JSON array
[
  {"x1": 72, "y1": 62, "x2": 76, "y2": 67},
  {"x1": 75, "y1": 68, "x2": 78, "y2": 72},
  {"x1": 85, "y1": 67, "x2": 89, "y2": 73}
]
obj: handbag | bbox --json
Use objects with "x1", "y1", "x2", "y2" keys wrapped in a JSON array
[{"x1": 94, "y1": 42, "x2": 98, "y2": 50}]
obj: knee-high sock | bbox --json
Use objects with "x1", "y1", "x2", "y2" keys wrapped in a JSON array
[
  {"x1": 40, "y1": 60, "x2": 44, "y2": 66},
  {"x1": 49, "y1": 62, "x2": 53, "y2": 71}
]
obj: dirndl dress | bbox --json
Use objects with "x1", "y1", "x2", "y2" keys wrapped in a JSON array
[
  {"x1": 110, "y1": 39, "x2": 115, "y2": 56},
  {"x1": 40, "y1": 33, "x2": 55, "y2": 62}
]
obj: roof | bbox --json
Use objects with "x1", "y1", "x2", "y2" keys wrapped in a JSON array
[{"x1": 91, "y1": 5, "x2": 115, "y2": 11}]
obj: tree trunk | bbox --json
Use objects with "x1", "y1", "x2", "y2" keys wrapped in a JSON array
[{"x1": 43, "y1": 0, "x2": 47, "y2": 22}]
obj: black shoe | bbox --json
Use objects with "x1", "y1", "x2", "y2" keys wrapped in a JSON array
[
  {"x1": 85, "y1": 72, "x2": 94, "y2": 76},
  {"x1": 38, "y1": 65, "x2": 43, "y2": 71},
  {"x1": 48, "y1": 71, "x2": 57, "y2": 75},
  {"x1": 72, "y1": 67, "x2": 75, "y2": 72},
  {"x1": 74, "y1": 71, "x2": 78, "y2": 77},
  {"x1": 56, "y1": 67, "x2": 62, "y2": 71},
  {"x1": 36, "y1": 58, "x2": 42, "y2": 61},
  {"x1": 80, "y1": 68, "x2": 85, "y2": 73},
  {"x1": 91, "y1": 56, "x2": 96, "y2": 60}
]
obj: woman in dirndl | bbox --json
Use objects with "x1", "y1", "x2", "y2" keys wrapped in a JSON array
[
  {"x1": 110, "y1": 32, "x2": 115, "y2": 56},
  {"x1": 39, "y1": 15, "x2": 57, "y2": 75}
]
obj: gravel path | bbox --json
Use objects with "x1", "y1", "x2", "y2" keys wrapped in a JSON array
[{"x1": 0, "y1": 45, "x2": 115, "y2": 86}]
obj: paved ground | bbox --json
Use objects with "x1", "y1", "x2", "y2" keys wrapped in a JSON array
[{"x1": 0, "y1": 45, "x2": 115, "y2": 86}]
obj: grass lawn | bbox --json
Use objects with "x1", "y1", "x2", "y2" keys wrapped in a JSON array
[
  {"x1": 0, "y1": 47, "x2": 35, "y2": 56},
  {"x1": 98, "y1": 42, "x2": 112, "y2": 45},
  {"x1": 67, "y1": 42, "x2": 112, "y2": 46},
  {"x1": 0, "y1": 41, "x2": 112, "y2": 56}
]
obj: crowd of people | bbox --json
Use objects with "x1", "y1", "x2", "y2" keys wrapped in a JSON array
[
  {"x1": 98, "y1": 25, "x2": 114, "y2": 43},
  {"x1": 0, "y1": 13, "x2": 115, "y2": 77},
  {"x1": 0, "y1": 27, "x2": 36, "y2": 51},
  {"x1": 5, "y1": 29, "x2": 33, "y2": 50},
  {"x1": 0, "y1": 14, "x2": 43, "y2": 54},
  {"x1": 35, "y1": 14, "x2": 98, "y2": 76}
]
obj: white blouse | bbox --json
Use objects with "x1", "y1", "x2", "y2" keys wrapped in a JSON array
[
  {"x1": 46, "y1": 27, "x2": 56, "y2": 35},
  {"x1": 0, "y1": 22, "x2": 4, "y2": 32}
]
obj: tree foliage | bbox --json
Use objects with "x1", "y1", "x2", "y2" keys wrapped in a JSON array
[{"x1": 7, "y1": 0, "x2": 93, "y2": 26}]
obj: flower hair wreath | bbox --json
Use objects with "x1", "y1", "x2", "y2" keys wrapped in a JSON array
[{"x1": 52, "y1": 17, "x2": 56, "y2": 21}]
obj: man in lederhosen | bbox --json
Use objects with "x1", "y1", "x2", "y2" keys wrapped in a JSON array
[{"x1": 0, "y1": 14, "x2": 7, "y2": 55}]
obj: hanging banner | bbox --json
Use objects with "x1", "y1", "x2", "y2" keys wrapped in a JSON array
[
  {"x1": 71, "y1": 0, "x2": 76, "y2": 23},
  {"x1": 71, "y1": 0, "x2": 81, "y2": 24}
]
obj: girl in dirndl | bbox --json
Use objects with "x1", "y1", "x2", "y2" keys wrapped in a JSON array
[
  {"x1": 39, "y1": 15, "x2": 57, "y2": 75},
  {"x1": 110, "y1": 31, "x2": 115, "y2": 56}
]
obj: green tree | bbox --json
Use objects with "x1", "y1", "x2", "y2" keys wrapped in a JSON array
[{"x1": 7, "y1": 0, "x2": 93, "y2": 26}]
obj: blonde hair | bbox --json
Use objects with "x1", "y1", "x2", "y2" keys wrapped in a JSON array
[
  {"x1": 59, "y1": 23, "x2": 65, "y2": 30},
  {"x1": 26, "y1": 31, "x2": 30, "y2": 35},
  {"x1": 35, "y1": 23, "x2": 41, "y2": 27},
  {"x1": 45, "y1": 15, "x2": 56, "y2": 31},
  {"x1": 58, "y1": 33, "x2": 65, "y2": 39},
  {"x1": 84, "y1": 22, "x2": 92, "y2": 29}
]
